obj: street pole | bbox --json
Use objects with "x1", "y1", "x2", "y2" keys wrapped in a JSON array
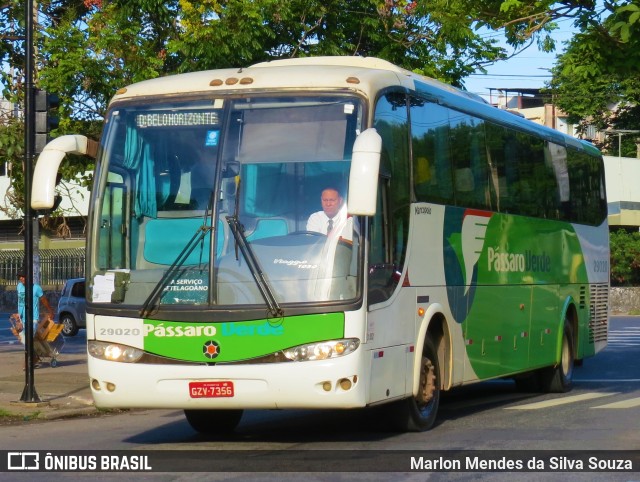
[
  {"x1": 21, "y1": 0, "x2": 40, "y2": 403},
  {"x1": 619, "y1": 132, "x2": 622, "y2": 158}
]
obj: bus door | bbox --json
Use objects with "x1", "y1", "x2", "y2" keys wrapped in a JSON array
[
  {"x1": 97, "y1": 172, "x2": 127, "y2": 270},
  {"x1": 366, "y1": 178, "x2": 414, "y2": 402}
]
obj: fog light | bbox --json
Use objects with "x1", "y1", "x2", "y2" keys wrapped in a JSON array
[
  {"x1": 91, "y1": 379, "x2": 101, "y2": 391},
  {"x1": 106, "y1": 382, "x2": 116, "y2": 392},
  {"x1": 322, "y1": 381, "x2": 332, "y2": 392},
  {"x1": 339, "y1": 378, "x2": 352, "y2": 391}
]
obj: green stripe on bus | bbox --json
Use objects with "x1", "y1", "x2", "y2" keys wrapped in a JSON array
[{"x1": 142, "y1": 313, "x2": 345, "y2": 362}]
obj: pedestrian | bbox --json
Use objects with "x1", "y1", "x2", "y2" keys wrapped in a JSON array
[{"x1": 16, "y1": 272, "x2": 54, "y2": 367}]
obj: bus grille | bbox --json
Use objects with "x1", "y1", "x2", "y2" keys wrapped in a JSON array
[{"x1": 588, "y1": 284, "x2": 609, "y2": 343}]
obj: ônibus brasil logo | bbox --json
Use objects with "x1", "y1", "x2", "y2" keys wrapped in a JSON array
[{"x1": 203, "y1": 340, "x2": 220, "y2": 359}]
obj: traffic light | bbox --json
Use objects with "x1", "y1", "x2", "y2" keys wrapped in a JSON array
[{"x1": 34, "y1": 89, "x2": 60, "y2": 154}]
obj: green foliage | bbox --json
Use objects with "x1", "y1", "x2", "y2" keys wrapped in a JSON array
[
  {"x1": 0, "y1": 117, "x2": 24, "y2": 218},
  {"x1": 0, "y1": 117, "x2": 23, "y2": 162},
  {"x1": 610, "y1": 229, "x2": 640, "y2": 287},
  {"x1": 0, "y1": 0, "x2": 621, "y2": 220},
  {"x1": 548, "y1": 1, "x2": 640, "y2": 152},
  {"x1": 167, "y1": 0, "x2": 511, "y2": 84},
  {"x1": 611, "y1": 3, "x2": 640, "y2": 42}
]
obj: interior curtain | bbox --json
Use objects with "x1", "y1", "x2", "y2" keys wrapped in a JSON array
[{"x1": 124, "y1": 124, "x2": 157, "y2": 218}]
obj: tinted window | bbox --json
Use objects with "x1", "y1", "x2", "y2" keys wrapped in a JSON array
[
  {"x1": 566, "y1": 149, "x2": 607, "y2": 225},
  {"x1": 406, "y1": 96, "x2": 605, "y2": 226},
  {"x1": 486, "y1": 122, "x2": 561, "y2": 220},
  {"x1": 71, "y1": 281, "x2": 85, "y2": 298},
  {"x1": 370, "y1": 92, "x2": 410, "y2": 304},
  {"x1": 411, "y1": 98, "x2": 454, "y2": 205},
  {"x1": 449, "y1": 112, "x2": 491, "y2": 210}
]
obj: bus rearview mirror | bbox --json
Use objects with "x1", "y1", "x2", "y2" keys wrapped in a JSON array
[
  {"x1": 348, "y1": 128, "x2": 382, "y2": 216},
  {"x1": 31, "y1": 135, "x2": 91, "y2": 210}
]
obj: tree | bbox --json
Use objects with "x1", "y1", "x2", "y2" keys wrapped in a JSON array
[
  {"x1": 0, "y1": 0, "x2": 609, "y2": 222},
  {"x1": 610, "y1": 229, "x2": 640, "y2": 286},
  {"x1": 548, "y1": 1, "x2": 640, "y2": 155}
]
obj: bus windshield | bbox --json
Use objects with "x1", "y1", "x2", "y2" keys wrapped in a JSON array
[{"x1": 90, "y1": 94, "x2": 364, "y2": 316}]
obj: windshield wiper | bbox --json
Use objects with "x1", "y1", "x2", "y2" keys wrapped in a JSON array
[
  {"x1": 226, "y1": 215, "x2": 284, "y2": 318},
  {"x1": 139, "y1": 203, "x2": 213, "y2": 318}
]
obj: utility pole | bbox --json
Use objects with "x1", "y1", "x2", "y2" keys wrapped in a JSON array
[{"x1": 20, "y1": 0, "x2": 40, "y2": 403}]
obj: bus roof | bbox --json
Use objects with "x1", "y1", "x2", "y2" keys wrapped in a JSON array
[
  {"x1": 110, "y1": 56, "x2": 481, "y2": 106},
  {"x1": 110, "y1": 56, "x2": 599, "y2": 155}
]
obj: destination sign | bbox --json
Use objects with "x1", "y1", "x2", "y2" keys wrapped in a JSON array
[{"x1": 136, "y1": 111, "x2": 220, "y2": 128}]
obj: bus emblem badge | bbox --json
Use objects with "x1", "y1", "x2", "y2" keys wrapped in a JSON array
[{"x1": 203, "y1": 340, "x2": 221, "y2": 359}]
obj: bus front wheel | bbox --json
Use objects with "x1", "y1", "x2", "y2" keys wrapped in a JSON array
[
  {"x1": 184, "y1": 409, "x2": 243, "y2": 435},
  {"x1": 388, "y1": 338, "x2": 440, "y2": 432},
  {"x1": 540, "y1": 320, "x2": 574, "y2": 393}
]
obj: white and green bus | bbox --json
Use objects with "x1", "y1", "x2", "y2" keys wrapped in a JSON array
[{"x1": 32, "y1": 56, "x2": 609, "y2": 433}]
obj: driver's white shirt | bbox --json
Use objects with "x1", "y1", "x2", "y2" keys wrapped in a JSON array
[{"x1": 306, "y1": 205, "x2": 353, "y2": 241}]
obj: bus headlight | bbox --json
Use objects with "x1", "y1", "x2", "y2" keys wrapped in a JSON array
[
  {"x1": 283, "y1": 338, "x2": 359, "y2": 362},
  {"x1": 89, "y1": 340, "x2": 144, "y2": 363}
]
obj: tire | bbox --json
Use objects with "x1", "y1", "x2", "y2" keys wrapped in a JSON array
[
  {"x1": 387, "y1": 338, "x2": 440, "y2": 432},
  {"x1": 184, "y1": 409, "x2": 244, "y2": 435},
  {"x1": 540, "y1": 320, "x2": 574, "y2": 393},
  {"x1": 60, "y1": 314, "x2": 79, "y2": 337}
]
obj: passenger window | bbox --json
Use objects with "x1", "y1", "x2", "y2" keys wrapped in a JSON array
[
  {"x1": 449, "y1": 112, "x2": 491, "y2": 210},
  {"x1": 411, "y1": 98, "x2": 454, "y2": 205}
]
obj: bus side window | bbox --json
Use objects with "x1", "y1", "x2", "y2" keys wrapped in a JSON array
[
  {"x1": 368, "y1": 178, "x2": 395, "y2": 305},
  {"x1": 369, "y1": 91, "x2": 410, "y2": 306},
  {"x1": 485, "y1": 122, "x2": 509, "y2": 212},
  {"x1": 410, "y1": 98, "x2": 454, "y2": 205},
  {"x1": 450, "y1": 113, "x2": 490, "y2": 210},
  {"x1": 566, "y1": 149, "x2": 607, "y2": 225}
]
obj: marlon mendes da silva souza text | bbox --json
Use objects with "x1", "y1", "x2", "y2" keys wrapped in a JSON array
[{"x1": 409, "y1": 456, "x2": 635, "y2": 471}]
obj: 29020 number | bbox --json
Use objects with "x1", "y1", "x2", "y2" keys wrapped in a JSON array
[{"x1": 99, "y1": 328, "x2": 141, "y2": 336}]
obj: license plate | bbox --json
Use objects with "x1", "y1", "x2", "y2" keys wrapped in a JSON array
[{"x1": 189, "y1": 381, "x2": 234, "y2": 398}]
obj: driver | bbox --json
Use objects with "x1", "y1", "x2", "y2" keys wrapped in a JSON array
[{"x1": 306, "y1": 187, "x2": 353, "y2": 242}]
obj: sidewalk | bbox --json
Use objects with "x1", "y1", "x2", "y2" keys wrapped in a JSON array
[{"x1": 0, "y1": 344, "x2": 97, "y2": 422}]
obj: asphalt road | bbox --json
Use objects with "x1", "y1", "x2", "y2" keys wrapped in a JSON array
[{"x1": 1, "y1": 315, "x2": 638, "y2": 481}]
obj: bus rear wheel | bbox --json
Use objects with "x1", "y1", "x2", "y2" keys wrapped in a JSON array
[
  {"x1": 388, "y1": 338, "x2": 440, "y2": 432},
  {"x1": 184, "y1": 409, "x2": 243, "y2": 435},
  {"x1": 540, "y1": 320, "x2": 574, "y2": 393}
]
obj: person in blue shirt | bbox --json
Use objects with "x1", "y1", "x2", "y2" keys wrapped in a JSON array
[{"x1": 17, "y1": 272, "x2": 53, "y2": 347}]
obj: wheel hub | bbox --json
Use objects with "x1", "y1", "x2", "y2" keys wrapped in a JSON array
[{"x1": 418, "y1": 356, "x2": 436, "y2": 405}]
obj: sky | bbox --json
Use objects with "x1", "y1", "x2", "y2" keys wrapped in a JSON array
[{"x1": 462, "y1": 18, "x2": 577, "y2": 102}]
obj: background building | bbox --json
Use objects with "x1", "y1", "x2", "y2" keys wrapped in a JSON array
[{"x1": 603, "y1": 155, "x2": 640, "y2": 229}]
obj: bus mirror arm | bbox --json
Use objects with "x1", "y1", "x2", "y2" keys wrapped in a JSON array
[
  {"x1": 31, "y1": 135, "x2": 96, "y2": 210},
  {"x1": 348, "y1": 128, "x2": 382, "y2": 216}
]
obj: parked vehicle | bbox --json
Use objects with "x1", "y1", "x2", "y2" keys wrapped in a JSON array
[{"x1": 56, "y1": 278, "x2": 86, "y2": 336}]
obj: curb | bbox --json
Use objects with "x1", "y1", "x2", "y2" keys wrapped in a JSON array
[{"x1": 38, "y1": 406, "x2": 98, "y2": 420}]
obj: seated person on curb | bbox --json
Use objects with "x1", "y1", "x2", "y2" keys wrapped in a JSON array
[{"x1": 306, "y1": 187, "x2": 353, "y2": 242}]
